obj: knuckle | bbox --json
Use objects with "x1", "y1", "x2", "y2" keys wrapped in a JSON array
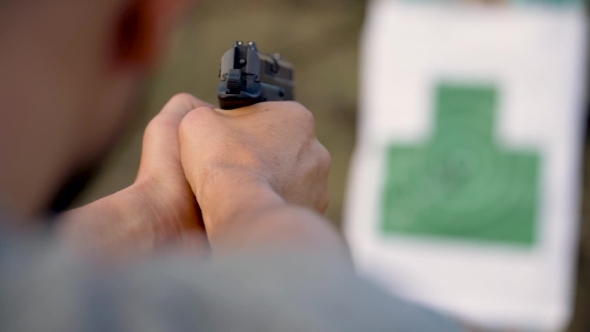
[
  {"x1": 322, "y1": 146, "x2": 332, "y2": 167},
  {"x1": 318, "y1": 190, "x2": 330, "y2": 214},
  {"x1": 282, "y1": 102, "x2": 314, "y2": 122},
  {"x1": 179, "y1": 108, "x2": 211, "y2": 137},
  {"x1": 144, "y1": 117, "x2": 165, "y2": 139},
  {"x1": 170, "y1": 93, "x2": 197, "y2": 106},
  {"x1": 324, "y1": 155, "x2": 332, "y2": 173},
  {"x1": 315, "y1": 142, "x2": 332, "y2": 171},
  {"x1": 297, "y1": 106, "x2": 315, "y2": 125},
  {"x1": 166, "y1": 93, "x2": 207, "y2": 114},
  {"x1": 178, "y1": 117, "x2": 191, "y2": 139},
  {"x1": 258, "y1": 102, "x2": 316, "y2": 129}
]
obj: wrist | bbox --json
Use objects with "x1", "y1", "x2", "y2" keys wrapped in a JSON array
[
  {"x1": 58, "y1": 180, "x2": 198, "y2": 258},
  {"x1": 197, "y1": 172, "x2": 348, "y2": 257},
  {"x1": 57, "y1": 184, "x2": 158, "y2": 256},
  {"x1": 196, "y1": 169, "x2": 285, "y2": 233}
]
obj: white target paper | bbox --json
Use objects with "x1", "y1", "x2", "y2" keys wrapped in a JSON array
[{"x1": 345, "y1": 0, "x2": 587, "y2": 330}]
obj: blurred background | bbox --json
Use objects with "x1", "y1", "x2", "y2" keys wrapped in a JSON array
[{"x1": 75, "y1": 0, "x2": 588, "y2": 330}]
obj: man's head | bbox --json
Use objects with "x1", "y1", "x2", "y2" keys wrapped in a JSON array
[{"x1": 0, "y1": 0, "x2": 192, "y2": 218}]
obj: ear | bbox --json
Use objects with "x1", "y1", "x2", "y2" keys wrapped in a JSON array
[{"x1": 114, "y1": 0, "x2": 191, "y2": 69}]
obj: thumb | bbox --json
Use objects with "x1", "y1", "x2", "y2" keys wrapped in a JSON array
[{"x1": 138, "y1": 93, "x2": 213, "y2": 179}]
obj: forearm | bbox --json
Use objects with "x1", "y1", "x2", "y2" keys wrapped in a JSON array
[
  {"x1": 211, "y1": 203, "x2": 349, "y2": 258},
  {"x1": 57, "y1": 182, "x2": 206, "y2": 258},
  {"x1": 199, "y1": 173, "x2": 348, "y2": 258}
]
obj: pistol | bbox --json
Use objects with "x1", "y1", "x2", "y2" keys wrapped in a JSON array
[{"x1": 218, "y1": 41, "x2": 295, "y2": 110}]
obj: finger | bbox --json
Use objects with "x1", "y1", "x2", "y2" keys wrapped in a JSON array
[
  {"x1": 213, "y1": 101, "x2": 305, "y2": 118},
  {"x1": 158, "y1": 93, "x2": 215, "y2": 121},
  {"x1": 177, "y1": 106, "x2": 221, "y2": 179},
  {"x1": 148, "y1": 93, "x2": 214, "y2": 141},
  {"x1": 139, "y1": 93, "x2": 213, "y2": 177}
]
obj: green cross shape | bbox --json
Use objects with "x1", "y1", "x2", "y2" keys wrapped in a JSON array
[{"x1": 381, "y1": 83, "x2": 541, "y2": 246}]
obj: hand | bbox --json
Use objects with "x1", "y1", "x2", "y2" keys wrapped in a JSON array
[
  {"x1": 179, "y1": 101, "x2": 332, "y2": 247},
  {"x1": 58, "y1": 94, "x2": 211, "y2": 259},
  {"x1": 134, "y1": 93, "x2": 212, "y2": 250}
]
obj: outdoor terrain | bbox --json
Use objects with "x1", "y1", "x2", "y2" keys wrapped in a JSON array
[{"x1": 78, "y1": 0, "x2": 588, "y2": 330}]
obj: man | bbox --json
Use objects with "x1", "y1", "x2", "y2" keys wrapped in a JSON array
[{"x1": 0, "y1": 0, "x2": 461, "y2": 331}]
